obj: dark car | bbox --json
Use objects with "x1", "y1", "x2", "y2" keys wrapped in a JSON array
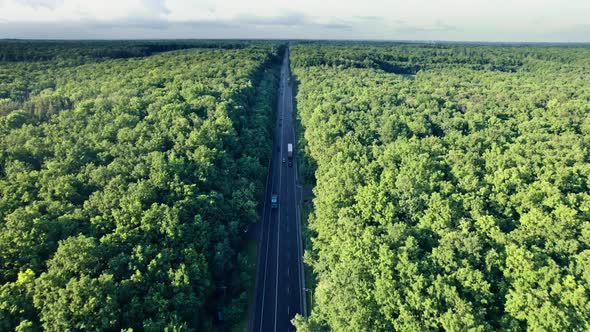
[
  {"x1": 288, "y1": 161, "x2": 293, "y2": 168},
  {"x1": 282, "y1": 158, "x2": 286, "y2": 163}
]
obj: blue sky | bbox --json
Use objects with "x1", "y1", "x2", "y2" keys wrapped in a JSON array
[{"x1": 0, "y1": 0, "x2": 589, "y2": 42}]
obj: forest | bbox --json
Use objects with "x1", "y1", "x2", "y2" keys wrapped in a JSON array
[
  {"x1": 291, "y1": 43, "x2": 590, "y2": 331},
  {"x1": 0, "y1": 40, "x2": 282, "y2": 330}
]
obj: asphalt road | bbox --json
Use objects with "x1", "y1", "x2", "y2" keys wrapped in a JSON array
[{"x1": 250, "y1": 48, "x2": 305, "y2": 332}]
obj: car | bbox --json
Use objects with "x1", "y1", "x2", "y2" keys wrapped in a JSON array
[
  {"x1": 288, "y1": 161, "x2": 293, "y2": 168},
  {"x1": 271, "y1": 194, "x2": 278, "y2": 208},
  {"x1": 282, "y1": 158, "x2": 286, "y2": 163}
]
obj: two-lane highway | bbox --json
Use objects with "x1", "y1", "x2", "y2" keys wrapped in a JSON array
[{"x1": 250, "y1": 47, "x2": 304, "y2": 332}]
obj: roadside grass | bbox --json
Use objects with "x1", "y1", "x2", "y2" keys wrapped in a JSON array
[
  {"x1": 231, "y1": 238, "x2": 259, "y2": 332},
  {"x1": 300, "y1": 200, "x2": 317, "y2": 313},
  {"x1": 292, "y1": 68, "x2": 318, "y2": 315}
]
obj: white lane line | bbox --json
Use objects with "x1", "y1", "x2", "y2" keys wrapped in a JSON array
[
  {"x1": 258, "y1": 196, "x2": 272, "y2": 332},
  {"x1": 256, "y1": 127, "x2": 274, "y2": 331},
  {"x1": 274, "y1": 54, "x2": 287, "y2": 332}
]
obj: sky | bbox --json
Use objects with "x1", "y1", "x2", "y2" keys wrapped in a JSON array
[{"x1": 0, "y1": 0, "x2": 589, "y2": 42}]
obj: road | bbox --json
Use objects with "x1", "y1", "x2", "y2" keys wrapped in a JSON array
[{"x1": 250, "y1": 47, "x2": 305, "y2": 332}]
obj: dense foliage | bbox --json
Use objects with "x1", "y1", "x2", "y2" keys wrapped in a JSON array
[
  {"x1": 291, "y1": 43, "x2": 590, "y2": 331},
  {"x1": 0, "y1": 41, "x2": 281, "y2": 330},
  {"x1": 0, "y1": 40, "x2": 249, "y2": 62}
]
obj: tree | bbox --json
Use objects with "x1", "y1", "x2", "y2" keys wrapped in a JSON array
[{"x1": 291, "y1": 42, "x2": 590, "y2": 331}]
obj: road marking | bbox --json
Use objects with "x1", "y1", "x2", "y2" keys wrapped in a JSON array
[
  {"x1": 258, "y1": 202, "x2": 273, "y2": 332},
  {"x1": 274, "y1": 55, "x2": 288, "y2": 332},
  {"x1": 259, "y1": 51, "x2": 287, "y2": 332},
  {"x1": 255, "y1": 156, "x2": 273, "y2": 332}
]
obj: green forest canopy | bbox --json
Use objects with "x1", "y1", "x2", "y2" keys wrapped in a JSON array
[
  {"x1": 0, "y1": 40, "x2": 282, "y2": 331},
  {"x1": 291, "y1": 43, "x2": 590, "y2": 331}
]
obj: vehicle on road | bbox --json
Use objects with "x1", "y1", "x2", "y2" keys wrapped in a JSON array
[
  {"x1": 288, "y1": 161, "x2": 293, "y2": 168},
  {"x1": 287, "y1": 143, "x2": 293, "y2": 159},
  {"x1": 271, "y1": 194, "x2": 278, "y2": 208},
  {"x1": 282, "y1": 158, "x2": 286, "y2": 163}
]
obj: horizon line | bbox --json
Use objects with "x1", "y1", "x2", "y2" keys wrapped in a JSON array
[{"x1": 1, "y1": 37, "x2": 590, "y2": 46}]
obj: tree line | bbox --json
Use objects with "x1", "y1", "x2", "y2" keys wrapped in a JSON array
[
  {"x1": 0, "y1": 41, "x2": 283, "y2": 330},
  {"x1": 290, "y1": 43, "x2": 590, "y2": 331},
  {"x1": 0, "y1": 40, "x2": 253, "y2": 63}
]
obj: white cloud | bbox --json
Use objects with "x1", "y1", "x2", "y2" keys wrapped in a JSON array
[
  {"x1": 0, "y1": 0, "x2": 169, "y2": 22},
  {"x1": 13, "y1": 0, "x2": 63, "y2": 9},
  {"x1": 0, "y1": 0, "x2": 589, "y2": 41}
]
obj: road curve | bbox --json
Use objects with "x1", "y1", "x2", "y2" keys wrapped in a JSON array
[{"x1": 250, "y1": 47, "x2": 304, "y2": 332}]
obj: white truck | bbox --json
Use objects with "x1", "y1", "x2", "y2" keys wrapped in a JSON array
[{"x1": 287, "y1": 143, "x2": 293, "y2": 159}]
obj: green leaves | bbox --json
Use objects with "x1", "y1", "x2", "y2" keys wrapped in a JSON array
[
  {"x1": 293, "y1": 43, "x2": 590, "y2": 331},
  {"x1": 0, "y1": 42, "x2": 281, "y2": 330}
]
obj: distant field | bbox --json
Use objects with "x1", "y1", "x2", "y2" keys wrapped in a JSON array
[
  {"x1": 291, "y1": 43, "x2": 590, "y2": 331},
  {"x1": 0, "y1": 40, "x2": 281, "y2": 331}
]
